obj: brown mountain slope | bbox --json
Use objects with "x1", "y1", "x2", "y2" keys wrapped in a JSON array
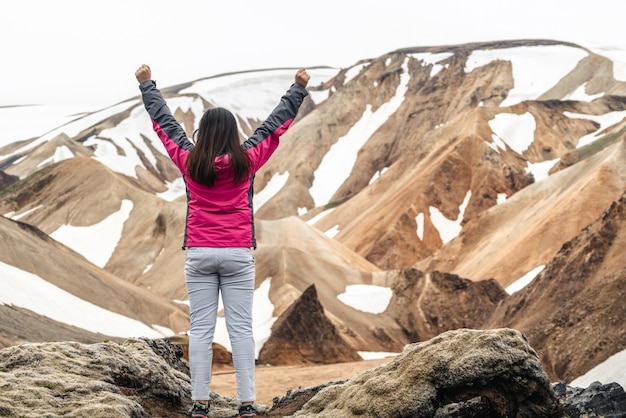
[
  {"x1": 485, "y1": 189, "x2": 626, "y2": 383},
  {"x1": 0, "y1": 304, "x2": 121, "y2": 348},
  {"x1": 254, "y1": 218, "x2": 514, "y2": 357},
  {"x1": 256, "y1": 43, "x2": 626, "y2": 275},
  {"x1": 0, "y1": 132, "x2": 93, "y2": 179},
  {"x1": 253, "y1": 216, "x2": 400, "y2": 352},
  {"x1": 0, "y1": 156, "x2": 190, "y2": 301},
  {"x1": 416, "y1": 136, "x2": 626, "y2": 288},
  {"x1": 0, "y1": 215, "x2": 189, "y2": 340},
  {"x1": 0, "y1": 156, "x2": 403, "y2": 352},
  {"x1": 310, "y1": 107, "x2": 532, "y2": 268}
]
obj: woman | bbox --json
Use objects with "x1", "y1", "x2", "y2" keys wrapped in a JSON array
[{"x1": 135, "y1": 64, "x2": 310, "y2": 418}]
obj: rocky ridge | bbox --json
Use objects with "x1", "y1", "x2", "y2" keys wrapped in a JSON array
[{"x1": 1, "y1": 330, "x2": 625, "y2": 417}]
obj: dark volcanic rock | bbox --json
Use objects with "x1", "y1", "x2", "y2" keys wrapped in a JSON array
[
  {"x1": 554, "y1": 381, "x2": 626, "y2": 418},
  {"x1": 388, "y1": 268, "x2": 507, "y2": 342},
  {"x1": 0, "y1": 170, "x2": 18, "y2": 190},
  {"x1": 258, "y1": 284, "x2": 361, "y2": 365},
  {"x1": 142, "y1": 337, "x2": 190, "y2": 375},
  {"x1": 488, "y1": 190, "x2": 626, "y2": 382}
]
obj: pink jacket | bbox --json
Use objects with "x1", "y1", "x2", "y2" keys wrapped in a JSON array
[{"x1": 139, "y1": 80, "x2": 308, "y2": 248}]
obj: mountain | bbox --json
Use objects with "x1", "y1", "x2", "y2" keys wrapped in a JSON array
[
  {"x1": 1, "y1": 40, "x2": 625, "y2": 387},
  {"x1": 0, "y1": 213, "x2": 189, "y2": 346},
  {"x1": 485, "y1": 190, "x2": 626, "y2": 384}
]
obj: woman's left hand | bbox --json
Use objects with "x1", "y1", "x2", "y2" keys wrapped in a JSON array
[{"x1": 135, "y1": 64, "x2": 152, "y2": 83}]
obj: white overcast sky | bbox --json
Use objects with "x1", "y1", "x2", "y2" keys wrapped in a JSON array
[{"x1": 1, "y1": 0, "x2": 625, "y2": 108}]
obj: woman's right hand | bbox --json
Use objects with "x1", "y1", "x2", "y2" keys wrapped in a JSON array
[
  {"x1": 135, "y1": 64, "x2": 152, "y2": 84},
  {"x1": 295, "y1": 68, "x2": 310, "y2": 88}
]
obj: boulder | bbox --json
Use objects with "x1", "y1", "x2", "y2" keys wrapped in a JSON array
[
  {"x1": 0, "y1": 338, "x2": 238, "y2": 418},
  {"x1": 289, "y1": 328, "x2": 561, "y2": 417}
]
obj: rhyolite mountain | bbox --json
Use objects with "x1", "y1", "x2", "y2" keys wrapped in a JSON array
[{"x1": 1, "y1": 39, "x2": 625, "y2": 387}]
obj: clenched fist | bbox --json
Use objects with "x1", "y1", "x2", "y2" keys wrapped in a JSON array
[
  {"x1": 135, "y1": 64, "x2": 152, "y2": 84},
  {"x1": 295, "y1": 68, "x2": 310, "y2": 88}
]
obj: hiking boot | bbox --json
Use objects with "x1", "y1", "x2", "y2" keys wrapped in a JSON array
[
  {"x1": 190, "y1": 401, "x2": 209, "y2": 418},
  {"x1": 238, "y1": 403, "x2": 257, "y2": 417}
]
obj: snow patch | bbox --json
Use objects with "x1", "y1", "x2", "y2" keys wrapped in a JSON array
[
  {"x1": 50, "y1": 199, "x2": 133, "y2": 268},
  {"x1": 571, "y1": 348, "x2": 626, "y2": 389},
  {"x1": 0, "y1": 261, "x2": 170, "y2": 338},
  {"x1": 368, "y1": 167, "x2": 388, "y2": 185},
  {"x1": 157, "y1": 177, "x2": 186, "y2": 202},
  {"x1": 306, "y1": 208, "x2": 335, "y2": 226},
  {"x1": 37, "y1": 145, "x2": 74, "y2": 167},
  {"x1": 526, "y1": 160, "x2": 558, "y2": 183},
  {"x1": 488, "y1": 112, "x2": 536, "y2": 155},
  {"x1": 465, "y1": 45, "x2": 588, "y2": 106},
  {"x1": 563, "y1": 83, "x2": 604, "y2": 102},
  {"x1": 310, "y1": 58, "x2": 410, "y2": 207},
  {"x1": 343, "y1": 63, "x2": 368, "y2": 85},
  {"x1": 338, "y1": 284, "x2": 393, "y2": 314},
  {"x1": 416, "y1": 212, "x2": 425, "y2": 240},
  {"x1": 254, "y1": 171, "x2": 289, "y2": 210},
  {"x1": 5, "y1": 205, "x2": 43, "y2": 221},
  {"x1": 325, "y1": 225, "x2": 340, "y2": 238},
  {"x1": 506, "y1": 265, "x2": 545, "y2": 294},
  {"x1": 429, "y1": 191, "x2": 471, "y2": 244},
  {"x1": 564, "y1": 110, "x2": 626, "y2": 148}
]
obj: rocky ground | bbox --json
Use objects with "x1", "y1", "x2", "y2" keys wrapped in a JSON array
[{"x1": 1, "y1": 330, "x2": 625, "y2": 417}]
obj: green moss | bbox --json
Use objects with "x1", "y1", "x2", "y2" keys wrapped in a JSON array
[
  {"x1": 575, "y1": 125, "x2": 626, "y2": 161},
  {"x1": 61, "y1": 351, "x2": 75, "y2": 359}
]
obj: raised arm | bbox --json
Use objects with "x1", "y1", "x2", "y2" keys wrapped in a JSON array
[
  {"x1": 243, "y1": 69, "x2": 310, "y2": 171},
  {"x1": 135, "y1": 64, "x2": 193, "y2": 172}
]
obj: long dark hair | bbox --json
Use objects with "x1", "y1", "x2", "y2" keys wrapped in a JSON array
[{"x1": 187, "y1": 107, "x2": 250, "y2": 186}]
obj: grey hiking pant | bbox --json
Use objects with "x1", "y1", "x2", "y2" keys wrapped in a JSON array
[{"x1": 184, "y1": 247, "x2": 256, "y2": 402}]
